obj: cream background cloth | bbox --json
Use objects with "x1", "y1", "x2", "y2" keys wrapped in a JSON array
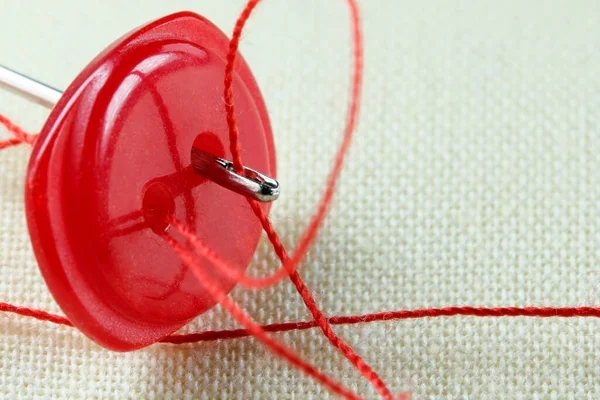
[{"x1": 1, "y1": 1, "x2": 600, "y2": 398}]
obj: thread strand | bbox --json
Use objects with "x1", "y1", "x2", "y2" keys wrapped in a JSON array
[
  {"x1": 4, "y1": 301, "x2": 600, "y2": 342},
  {"x1": 222, "y1": 1, "x2": 394, "y2": 398},
  {"x1": 0, "y1": 114, "x2": 37, "y2": 145},
  {"x1": 162, "y1": 230, "x2": 362, "y2": 400}
]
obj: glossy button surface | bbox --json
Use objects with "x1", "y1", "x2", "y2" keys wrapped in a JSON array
[{"x1": 25, "y1": 12, "x2": 275, "y2": 351}]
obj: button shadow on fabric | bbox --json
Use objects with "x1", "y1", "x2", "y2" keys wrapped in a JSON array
[{"x1": 8, "y1": 12, "x2": 278, "y2": 351}]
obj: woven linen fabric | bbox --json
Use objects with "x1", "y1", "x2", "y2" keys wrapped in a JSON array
[{"x1": 1, "y1": 0, "x2": 600, "y2": 398}]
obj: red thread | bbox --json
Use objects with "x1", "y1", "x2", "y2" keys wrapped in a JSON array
[
  {"x1": 221, "y1": 2, "x2": 395, "y2": 398},
  {"x1": 224, "y1": 0, "x2": 260, "y2": 175},
  {"x1": 4, "y1": 300, "x2": 600, "y2": 342},
  {"x1": 0, "y1": 137, "x2": 25, "y2": 150},
  {"x1": 223, "y1": 0, "x2": 363, "y2": 289},
  {"x1": 165, "y1": 305, "x2": 600, "y2": 343},
  {"x1": 0, "y1": 114, "x2": 37, "y2": 148},
  {"x1": 162, "y1": 231, "x2": 360, "y2": 400},
  {"x1": 0, "y1": 302, "x2": 72, "y2": 326}
]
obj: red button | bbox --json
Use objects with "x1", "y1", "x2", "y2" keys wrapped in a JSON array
[{"x1": 25, "y1": 12, "x2": 276, "y2": 351}]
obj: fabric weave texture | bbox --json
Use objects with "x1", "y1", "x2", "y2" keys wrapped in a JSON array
[{"x1": 1, "y1": 1, "x2": 600, "y2": 398}]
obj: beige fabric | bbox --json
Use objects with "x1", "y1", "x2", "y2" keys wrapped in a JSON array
[{"x1": 2, "y1": 0, "x2": 600, "y2": 398}]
